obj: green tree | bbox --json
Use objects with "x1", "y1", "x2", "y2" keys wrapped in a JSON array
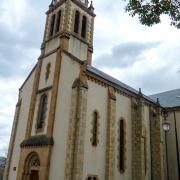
[{"x1": 125, "y1": 0, "x2": 180, "y2": 28}]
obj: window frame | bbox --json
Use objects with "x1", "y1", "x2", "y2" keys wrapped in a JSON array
[
  {"x1": 36, "y1": 94, "x2": 48, "y2": 132},
  {"x1": 55, "y1": 10, "x2": 62, "y2": 33},
  {"x1": 49, "y1": 14, "x2": 56, "y2": 37},
  {"x1": 74, "y1": 10, "x2": 80, "y2": 34},
  {"x1": 90, "y1": 111, "x2": 99, "y2": 146},
  {"x1": 81, "y1": 15, "x2": 87, "y2": 38},
  {"x1": 118, "y1": 118, "x2": 126, "y2": 173}
]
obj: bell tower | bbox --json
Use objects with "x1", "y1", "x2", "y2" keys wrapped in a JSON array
[{"x1": 41, "y1": 0, "x2": 95, "y2": 64}]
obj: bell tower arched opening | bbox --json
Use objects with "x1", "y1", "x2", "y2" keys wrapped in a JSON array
[{"x1": 41, "y1": 0, "x2": 95, "y2": 64}]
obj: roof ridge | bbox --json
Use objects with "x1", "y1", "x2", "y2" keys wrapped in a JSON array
[
  {"x1": 87, "y1": 65, "x2": 157, "y2": 104},
  {"x1": 149, "y1": 88, "x2": 180, "y2": 97}
]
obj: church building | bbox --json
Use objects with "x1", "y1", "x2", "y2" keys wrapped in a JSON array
[{"x1": 4, "y1": 0, "x2": 166, "y2": 180}]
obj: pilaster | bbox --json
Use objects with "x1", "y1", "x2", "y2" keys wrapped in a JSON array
[
  {"x1": 87, "y1": 46, "x2": 93, "y2": 65},
  {"x1": 47, "y1": 49, "x2": 62, "y2": 136},
  {"x1": 3, "y1": 99, "x2": 22, "y2": 180},
  {"x1": 25, "y1": 60, "x2": 42, "y2": 138},
  {"x1": 105, "y1": 86, "x2": 116, "y2": 180},
  {"x1": 150, "y1": 107, "x2": 164, "y2": 180},
  {"x1": 131, "y1": 97, "x2": 144, "y2": 180},
  {"x1": 64, "y1": 74, "x2": 88, "y2": 180}
]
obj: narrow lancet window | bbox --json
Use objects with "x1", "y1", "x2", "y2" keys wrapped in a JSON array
[
  {"x1": 91, "y1": 111, "x2": 98, "y2": 146},
  {"x1": 37, "y1": 94, "x2": 48, "y2": 129},
  {"x1": 119, "y1": 119, "x2": 126, "y2": 173},
  {"x1": 81, "y1": 16, "x2": 87, "y2": 38},
  {"x1": 74, "y1": 11, "x2": 80, "y2": 34},
  {"x1": 49, "y1": 14, "x2": 56, "y2": 37},
  {"x1": 55, "y1": 10, "x2": 61, "y2": 33}
]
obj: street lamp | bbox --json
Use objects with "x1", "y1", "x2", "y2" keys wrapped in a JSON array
[
  {"x1": 161, "y1": 109, "x2": 170, "y2": 180},
  {"x1": 162, "y1": 121, "x2": 170, "y2": 132}
]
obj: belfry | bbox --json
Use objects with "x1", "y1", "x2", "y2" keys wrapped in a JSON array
[
  {"x1": 41, "y1": 0, "x2": 95, "y2": 64},
  {"x1": 4, "y1": 1, "x2": 166, "y2": 180}
]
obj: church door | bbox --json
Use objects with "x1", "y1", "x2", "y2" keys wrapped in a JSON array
[
  {"x1": 22, "y1": 152, "x2": 40, "y2": 180},
  {"x1": 30, "y1": 170, "x2": 39, "y2": 180}
]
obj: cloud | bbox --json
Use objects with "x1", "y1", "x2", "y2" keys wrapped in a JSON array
[
  {"x1": 0, "y1": 0, "x2": 180, "y2": 157},
  {"x1": 94, "y1": 41, "x2": 161, "y2": 68},
  {"x1": 0, "y1": 0, "x2": 47, "y2": 78},
  {"x1": 98, "y1": 42, "x2": 180, "y2": 94},
  {"x1": 0, "y1": 0, "x2": 49, "y2": 156}
]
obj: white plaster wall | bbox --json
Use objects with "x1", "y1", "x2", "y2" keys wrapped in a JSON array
[
  {"x1": 31, "y1": 54, "x2": 56, "y2": 136},
  {"x1": 8, "y1": 70, "x2": 35, "y2": 180},
  {"x1": 38, "y1": 54, "x2": 56, "y2": 90},
  {"x1": 176, "y1": 111, "x2": 180, "y2": 163},
  {"x1": 143, "y1": 105, "x2": 151, "y2": 180},
  {"x1": 115, "y1": 94, "x2": 132, "y2": 180},
  {"x1": 49, "y1": 53, "x2": 80, "y2": 180},
  {"x1": 68, "y1": 36, "x2": 88, "y2": 61},
  {"x1": 45, "y1": 38, "x2": 59, "y2": 55},
  {"x1": 83, "y1": 81, "x2": 108, "y2": 179},
  {"x1": 166, "y1": 111, "x2": 180, "y2": 180}
]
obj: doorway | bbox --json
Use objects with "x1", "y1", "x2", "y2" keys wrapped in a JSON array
[
  {"x1": 30, "y1": 170, "x2": 39, "y2": 180},
  {"x1": 22, "y1": 152, "x2": 40, "y2": 180}
]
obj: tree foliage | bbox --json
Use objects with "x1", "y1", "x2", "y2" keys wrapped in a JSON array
[{"x1": 125, "y1": 0, "x2": 180, "y2": 28}]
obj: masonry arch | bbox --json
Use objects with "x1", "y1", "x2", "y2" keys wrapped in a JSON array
[{"x1": 22, "y1": 152, "x2": 40, "y2": 180}]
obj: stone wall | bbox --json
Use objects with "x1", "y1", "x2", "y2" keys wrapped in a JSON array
[{"x1": 150, "y1": 108, "x2": 164, "y2": 180}]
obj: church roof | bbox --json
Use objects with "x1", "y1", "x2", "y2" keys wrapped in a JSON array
[
  {"x1": 149, "y1": 89, "x2": 180, "y2": 108},
  {"x1": 87, "y1": 65, "x2": 157, "y2": 105}
]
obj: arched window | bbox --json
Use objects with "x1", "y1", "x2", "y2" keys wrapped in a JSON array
[
  {"x1": 49, "y1": 14, "x2": 56, "y2": 37},
  {"x1": 74, "y1": 11, "x2": 80, "y2": 34},
  {"x1": 55, "y1": 10, "x2": 61, "y2": 33},
  {"x1": 91, "y1": 111, "x2": 98, "y2": 146},
  {"x1": 37, "y1": 94, "x2": 48, "y2": 129},
  {"x1": 81, "y1": 15, "x2": 87, "y2": 38},
  {"x1": 118, "y1": 119, "x2": 126, "y2": 173}
]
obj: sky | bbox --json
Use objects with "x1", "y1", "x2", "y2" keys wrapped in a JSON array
[{"x1": 0, "y1": 0, "x2": 180, "y2": 157}]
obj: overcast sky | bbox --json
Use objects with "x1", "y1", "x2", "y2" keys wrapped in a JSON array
[{"x1": 0, "y1": 0, "x2": 180, "y2": 157}]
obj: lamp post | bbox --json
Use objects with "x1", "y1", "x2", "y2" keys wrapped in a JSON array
[
  {"x1": 162, "y1": 109, "x2": 170, "y2": 180},
  {"x1": 174, "y1": 111, "x2": 180, "y2": 180}
]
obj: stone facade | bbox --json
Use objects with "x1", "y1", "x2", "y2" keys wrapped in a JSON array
[
  {"x1": 150, "y1": 107, "x2": 164, "y2": 180},
  {"x1": 16, "y1": 146, "x2": 52, "y2": 180},
  {"x1": 5, "y1": 1, "x2": 166, "y2": 180},
  {"x1": 64, "y1": 76, "x2": 88, "y2": 180},
  {"x1": 131, "y1": 96, "x2": 145, "y2": 180},
  {"x1": 105, "y1": 87, "x2": 116, "y2": 180}
]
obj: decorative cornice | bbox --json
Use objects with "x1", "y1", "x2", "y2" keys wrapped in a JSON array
[
  {"x1": 45, "y1": 30, "x2": 90, "y2": 46},
  {"x1": 86, "y1": 71, "x2": 158, "y2": 107},
  {"x1": 37, "y1": 86, "x2": 53, "y2": 94},
  {"x1": 47, "y1": 0, "x2": 66, "y2": 14},
  {"x1": 108, "y1": 86, "x2": 116, "y2": 101},
  {"x1": 72, "y1": 77, "x2": 88, "y2": 89},
  {"x1": 20, "y1": 135, "x2": 54, "y2": 148},
  {"x1": 166, "y1": 106, "x2": 180, "y2": 112},
  {"x1": 19, "y1": 64, "x2": 37, "y2": 91},
  {"x1": 71, "y1": 0, "x2": 96, "y2": 17},
  {"x1": 47, "y1": 0, "x2": 96, "y2": 17}
]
